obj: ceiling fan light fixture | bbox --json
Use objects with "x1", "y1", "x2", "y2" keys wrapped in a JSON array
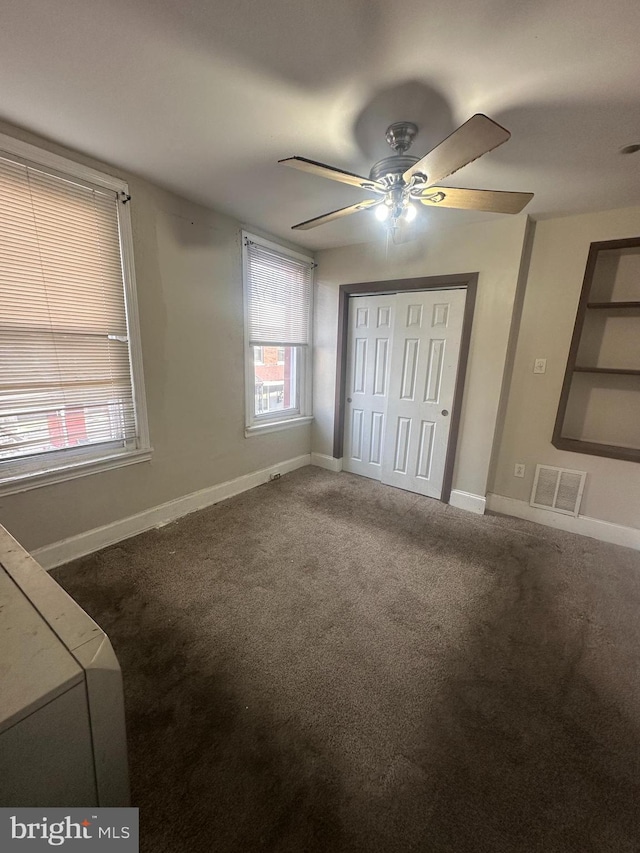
[{"x1": 281, "y1": 114, "x2": 534, "y2": 233}]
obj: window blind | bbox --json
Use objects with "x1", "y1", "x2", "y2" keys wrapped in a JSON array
[
  {"x1": 0, "y1": 154, "x2": 137, "y2": 464},
  {"x1": 245, "y1": 239, "x2": 313, "y2": 347}
]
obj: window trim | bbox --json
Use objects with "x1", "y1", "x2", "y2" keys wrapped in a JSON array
[
  {"x1": 242, "y1": 231, "x2": 314, "y2": 436},
  {"x1": 0, "y1": 132, "x2": 151, "y2": 494}
]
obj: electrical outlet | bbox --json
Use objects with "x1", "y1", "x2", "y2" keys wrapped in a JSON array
[
  {"x1": 270, "y1": 472, "x2": 281, "y2": 481},
  {"x1": 533, "y1": 358, "x2": 547, "y2": 374},
  {"x1": 514, "y1": 463, "x2": 525, "y2": 478}
]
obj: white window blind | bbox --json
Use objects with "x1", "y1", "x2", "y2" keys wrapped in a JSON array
[
  {"x1": 245, "y1": 239, "x2": 313, "y2": 346},
  {"x1": 0, "y1": 154, "x2": 137, "y2": 465}
]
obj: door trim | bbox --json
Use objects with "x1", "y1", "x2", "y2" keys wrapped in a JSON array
[{"x1": 333, "y1": 273, "x2": 478, "y2": 504}]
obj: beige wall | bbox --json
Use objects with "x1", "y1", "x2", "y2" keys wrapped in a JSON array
[
  {"x1": 313, "y1": 215, "x2": 530, "y2": 499},
  {"x1": 0, "y1": 122, "x2": 311, "y2": 551},
  {"x1": 489, "y1": 206, "x2": 640, "y2": 530}
]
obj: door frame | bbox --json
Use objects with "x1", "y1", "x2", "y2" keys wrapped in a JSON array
[{"x1": 333, "y1": 273, "x2": 478, "y2": 504}]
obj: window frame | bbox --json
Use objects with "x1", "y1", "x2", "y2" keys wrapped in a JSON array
[
  {"x1": 0, "y1": 132, "x2": 151, "y2": 496},
  {"x1": 242, "y1": 231, "x2": 314, "y2": 436}
]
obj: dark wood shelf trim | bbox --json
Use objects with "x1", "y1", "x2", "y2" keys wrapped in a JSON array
[
  {"x1": 552, "y1": 436, "x2": 640, "y2": 463},
  {"x1": 573, "y1": 366, "x2": 640, "y2": 375},
  {"x1": 552, "y1": 235, "x2": 640, "y2": 464},
  {"x1": 587, "y1": 301, "x2": 640, "y2": 309}
]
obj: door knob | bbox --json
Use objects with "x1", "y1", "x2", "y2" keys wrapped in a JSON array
[
  {"x1": 347, "y1": 397, "x2": 353, "y2": 403},
  {"x1": 441, "y1": 409, "x2": 449, "y2": 416}
]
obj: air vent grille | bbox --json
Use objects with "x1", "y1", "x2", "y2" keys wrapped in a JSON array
[{"x1": 530, "y1": 465, "x2": 586, "y2": 517}]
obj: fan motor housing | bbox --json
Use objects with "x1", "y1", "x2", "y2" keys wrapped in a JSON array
[{"x1": 369, "y1": 154, "x2": 419, "y2": 187}]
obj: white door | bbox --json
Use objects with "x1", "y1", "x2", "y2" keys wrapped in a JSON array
[
  {"x1": 343, "y1": 289, "x2": 466, "y2": 499},
  {"x1": 342, "y1": 295, "x2": 394, "y2": 480},
  {"x1": 381, "y1": 289, "x2": 466, "y2": 498}
]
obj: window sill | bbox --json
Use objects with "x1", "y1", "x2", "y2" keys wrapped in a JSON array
[
  {"x1": 245, "y1": 415, "x2": 313, "y2": 438},
  {"x1": 0, "y1": 447, "x2": 153, "y2": 497}
]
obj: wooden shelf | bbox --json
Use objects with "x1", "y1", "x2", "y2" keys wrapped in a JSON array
[
  {"x1": 587, "y1": 301, "x2": 640, "y2": 309},
  {"x1": 574, "y1": 366, "x2": 640, "y2": 375},
  {"x1": 553, "y1": 236, "x2": 640, "y2": 463},
  {"x1": 554, "y1": 436, "x2": 640, "y2": 463}
]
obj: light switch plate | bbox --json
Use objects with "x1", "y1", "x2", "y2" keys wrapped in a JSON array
[{"x1": 534, "y1": 358, "x2": 547, "y2": 374}]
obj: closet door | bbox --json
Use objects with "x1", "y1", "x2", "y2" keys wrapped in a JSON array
[
  {"x1": 342, "y1": 295, "x2": 394, "y2": 480},
  {"x1": 381, "y1": 290, "x2": 465, "y2": 499}
]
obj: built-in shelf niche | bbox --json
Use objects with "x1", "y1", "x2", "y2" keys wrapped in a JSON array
[{"x1": 553, "y1": 237, "x2": 640, "y2": 462}]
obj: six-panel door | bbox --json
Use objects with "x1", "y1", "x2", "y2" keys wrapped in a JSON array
[
  {"x1": 380, "y1": 290, "x2": 465, "y2": 498},
  {"x1": 343, "y1": 289, "x2": 465, "y2": 499},
  {"x1": 342, "y1": 295, "x2": 394, "y2": 480}
]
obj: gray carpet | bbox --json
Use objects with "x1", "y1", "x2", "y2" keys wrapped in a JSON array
[{"x1": 52, "y1": 467, "x2": 640, "y2": 852}]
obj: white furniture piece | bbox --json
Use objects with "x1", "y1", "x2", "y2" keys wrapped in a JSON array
[{"x1": 0, "y1": 524, "x2": 130, "y2": 806}]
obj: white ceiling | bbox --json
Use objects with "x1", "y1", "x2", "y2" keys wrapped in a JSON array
[{"x1": 1, "y1": 0, "x2": 639, "y2": 250}]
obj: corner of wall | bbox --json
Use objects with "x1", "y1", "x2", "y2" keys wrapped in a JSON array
[{"x1": 486, "y1": 217, "x2": 536, "y2": 494}]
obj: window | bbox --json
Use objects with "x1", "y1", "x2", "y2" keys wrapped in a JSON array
[
  {"x1": 242, "y1": 232, "x2": 314, "y2": 434},
  {"x1": 0, "y1": 134, "x2": 150, "y2": 493}
]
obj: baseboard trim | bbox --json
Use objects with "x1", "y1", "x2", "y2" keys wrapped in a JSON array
[
  {"x1": 33, "y1": 454, "x2": 312, "y2": 570},
  {"x1": 486, "y1": 493, "x2": 640, "y2": 551},
  {"x1": 449, "y1": 489, "x2": 486, "y2": 515},
  {"x1": 310, "y1": 453, "x2": 343, "y2": 472}
]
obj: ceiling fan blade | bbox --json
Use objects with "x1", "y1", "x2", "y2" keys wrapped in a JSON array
[
  {"x1": 414, "y1": 186, "x2": 533, "y2": 214},
  {"x1": 280, "y1": 156, "x2": 385, "y2": 193},
  {"x1": 403, "y1": 114, "x2": 511, "y2": 188},
  {"x1": 291, "y1": 198, "x2": 381, "y2": 230}
]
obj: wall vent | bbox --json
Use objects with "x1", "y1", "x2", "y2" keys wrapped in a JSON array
[{"x1": 530, "y1": 465, "x2": 586, "y2": 517}]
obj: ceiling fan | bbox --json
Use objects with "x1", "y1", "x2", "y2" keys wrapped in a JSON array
[{"x1": 279, "y1": 114, "x2": 533, "y2": 233}]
